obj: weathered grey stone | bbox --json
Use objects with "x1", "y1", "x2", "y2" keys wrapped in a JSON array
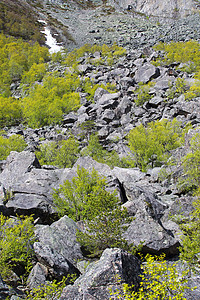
[
  {"x1": 148, "y1": 96, "x2": 163, "y2": 108},
  {"x1": 134, "y1": 63, "x2": 160, "y2": 83},
  {"x1": 60, "y1": 248, "x2": 141, "y2": 300},
  {"x1": 154, "y1": 75, "x2": 175, "y2": 90},
  {"x1": 0, "y1": 274, "x2": 10, "y2": 299},
  {"x1": 35, "y1": 216, "x2": 83, "y2": 266},
  {"x1": 62, "y1": 112, "x2": 78, "y2": 125},
  {"x1": 34, "y1": 242, "x2": 80, "y2": 279},
  {"x1": 101, "y1": 109, "x2": 115, "y2": 122},
  {"x1": 27, "y1": 262, "x2": 48, "y2": 289},
  {"x1": 124, "y1": 211, "x2": 180, "y2": 255}
]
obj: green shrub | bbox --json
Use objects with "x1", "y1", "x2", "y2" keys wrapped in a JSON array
[
  {"x1": 82, "y1": 134, "x2": 126, "y2": 168},
  {"x1": 179, "y1": 191, "x2": 200, "y2": 269},
  {"x1": 154, "y1": 40, "x2": 200, "y2": 72},
  {"x1": 25, "y1": 277, "x2": 67, "y2": 300},
  {"x1": 180, "y1": 132, "x2": 200, "y2": 192},
  {"x1": 0, "y1": 95, "x2": 22, "y2": 127},
  {"x1": 185, "y1": 70, "x2": 200, "y2": 100},
  {"x1": 134, "y1": 82, "x2": 155, "y2": 106},
  {"x1": 0, "y1": 134, "x2": 27, "y2": 160},
  {"x1": 0, "y1": 214, "x2": 36, "y2": 282},
  {"x1": 128, "y1": 118, "x2": 186, "y2": 172},
  {"x1": 53, "y1": 167, "x2": 118, "y2": 221},
  {"x1": 63, "y1": 43, "x2": 126, "y2": 67},
  {"x1": 0, "y1": 33, "x2": 49, "y2": 96},
  {"x1": 21, "y1": 73, "x2": 81, "y2": 127},
  {"x1": 76, "y1": 206, "x2": 134, "y2": 257},
  {"x1": 112, "y1": 254, "x2": 190, "y2": 300},
  {"x1": 36, "y1": 137, "x2": 80, "y2": 168},
  {"x1": 81, "y1": 78, "x2": 116, "y2": 101},
  {"x1": 22, "y1": 63, "x2": 47, "y2": 86}
]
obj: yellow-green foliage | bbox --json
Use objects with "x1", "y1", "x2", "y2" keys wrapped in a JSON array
[
  {"x1": 128, "y1": 118, "x2": 186, "y2": 172},
  {"x1": 180, "y1": 190, "x2": 200, "y2": 269},
  {"x1": 154, "y1": 40, "x2": 200, "y2": 72},
  {"x1": 0, "y1": 1, "x2": 45, "y2": 43},
  {"x1": 63, "y1": 43, "x2": 126, "y2": 67},
  {"x1": 0, "y1": 134, "x2": 27, "y2": 160},
  {"x1": 22, "y1": 63, "x2": 47, "y2": 86},
  {"x1": 180, "y1": 132, "x2": 200, "y2": 191},
  {"x1": 113, "y1": 254, "x2": 189, "y2": 300},
  {"x1": 81, "y1": 78, "x2": 116, "y2": 101},
  {"x1": 53, "y1": 167, "x2": 118, "y2": 221},
  {"x1": 0, "y1": 214, "x2": 36, "y2": 282},
  {"x1": 82, "y1": 134, "x2": 126, "y2": 168},
  {"x1": 185, "y1": 70, "x2": 200, "y2": 100},
  {"x1": 36, "y1": 137, "x2": 80, "y2": 168},
  {"x1": 0, "y1": 95, "x2": 22, "y2": 127},
  {"x1": 134, "y1": 82, "x2": 155, "y2": 106},
  {"x1": 25, "y1": 277, "x2": 67, "y2": 300},
  {"x1": 0, "y1": 33, "x2": 49, "y2": 96},
  {"x1": 21, "y1": 73, "x2": 81, "y2": 128}
]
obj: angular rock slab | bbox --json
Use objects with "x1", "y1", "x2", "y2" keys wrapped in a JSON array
[
  {"x1": 60, "y1": 248, "x2": 141, "y2": 300},
  {"x1": 134, "y1": 63, "x2": 160, "y2": 83},
  {"x1": 34, "y1": 216, "x2": 83, "y2": 271},
  {"x1": 0, "y1": 151, "x2": 70, "y2": 221},
  {"x1": 124, "y1": 212, "x2": 180, "y2": 256}
]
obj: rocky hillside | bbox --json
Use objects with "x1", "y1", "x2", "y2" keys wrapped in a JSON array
[{"x1": 1, "y1": 1, "x2": 200, "y2": 299}]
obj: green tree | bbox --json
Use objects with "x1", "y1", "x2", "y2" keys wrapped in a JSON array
[
  {"x1": 128, "y1": 118, "x2": 186, "y2": 172},
  {"x1": 0, "y1": 134, "x2": 27, "y2": 160},
  {"x1": 76, "y1": 207, "x2": 134, "y2": 257},
  {"x1": 0, "y1": 214, "x2": 36, "y2": 282},
  {"x1": 0, "y1": 95, "x2": 22, "y2": 127},
  {"x1": 22, "y1": 73, "x2": 81, "y2": 127},
  {"x1": 36, "y1": 137, "x2": 80, "y2": 168},
  {"x1": 53, "y1": 167, "x2": 118, "y2": 221}
]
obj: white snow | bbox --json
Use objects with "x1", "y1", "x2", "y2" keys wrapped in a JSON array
[{"x1": 39, "y1": 20, "x2": 63, "y2": 54}]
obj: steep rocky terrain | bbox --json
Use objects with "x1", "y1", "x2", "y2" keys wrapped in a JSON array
[{"x1": 1, "y1": 0, "x2": 200, "y2": 299}]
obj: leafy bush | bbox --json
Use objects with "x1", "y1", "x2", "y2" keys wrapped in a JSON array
[
  {"x1": 180, "y1": 132, "x2": 200, "y2": 192},
  {"x1": 81, "y1": 78, "x2": 116, "y2": 101},
  {"x1": 22, "y1": 63, "x2": 47, "y2": 86},
  {"x1": 76, "y1": 206, "x2": 134, "y2": 257},
  {"x1": 180, "y1": 191, "x2": 200, "y2": 269},
  {"x1": 128, "y1": 118, "x2": 186, "y2": 172},
  {"x1": 21, "y1": 73, "x2": 81, "y2": 127},
  {"x1": 36, "y1": 137, "x2": 80, "y2": 168},
  {"x1": 82, "y1": 134, "x2": 126, "y2": 168},
  {"x1": 0, "y1": 214, "x2": 36, "y2": 282},
  {"x1": 154, "y1": 40, "x2": 200, "y2": 72},
  {"x1": 185, "y1": 70, "x2": 200, "y2": 100},
  {"x1": 113, "y1": 254, "x2": 190, "y2": 300},
  {"x1": 134, "y1": 82, "x2": 155, "y2": 106},
  {"x1": 0, "y1": 95, "x2": 22, "y2": 127},
  {"x1": 0, "y1": 134, "x2": 27, "y2": 160},
  {"x1": 0, "y1": 33, "x2": 49, "y2": 96},
  {"x1": 25, "y1": 277, "x2": 67, "y2": 300},
  {"x1": 63, "y1": 43, "x2": 126, "y2": 67},
  {"x1": 53, "y1": 167, "x2": 118, "y2": 221}
]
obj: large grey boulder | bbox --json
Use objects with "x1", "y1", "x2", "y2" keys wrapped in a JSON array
[
  {"x1": 0, "y1": 151, "x2": 69, "y2": 222},
  {"x1": 60, "y1": 248, "x2": 141, "y2": 300},
  {"x1": 27, "y1": 262, "x2": 48, "y2": 289},
  {"x1": 34, "y1": 216, "x2": 83, "y2": 276},
  {"x1": 124, "y1": 211, "x2": 180, "y2": 256},
  {"x1": 134, "y1": 63, "x2": 160, "y2": 83}
]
